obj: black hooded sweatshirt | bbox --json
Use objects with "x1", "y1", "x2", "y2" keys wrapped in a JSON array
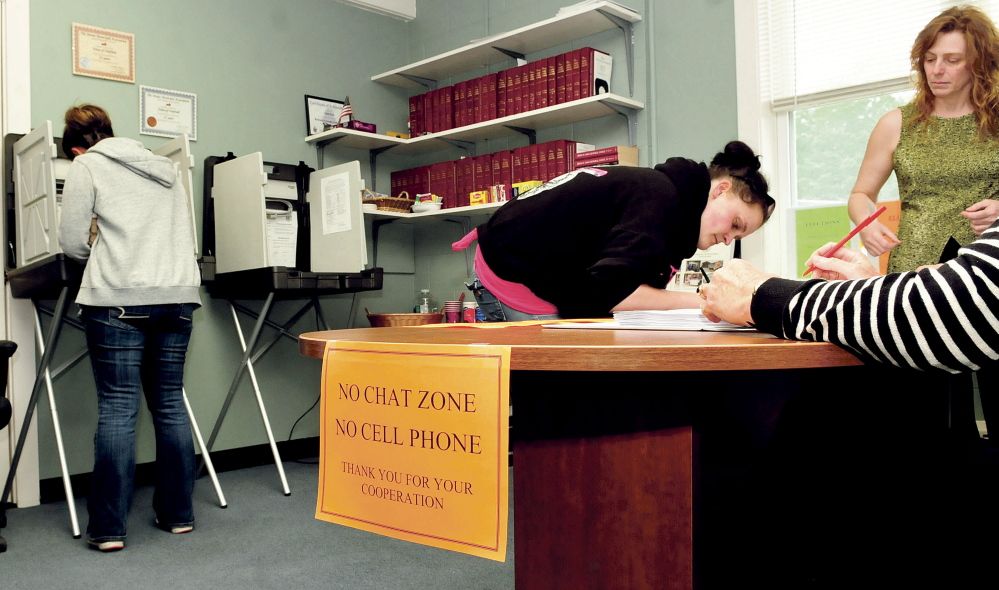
[{"x1": 475, "y1": 158, "x2": 710, "y2": 318}]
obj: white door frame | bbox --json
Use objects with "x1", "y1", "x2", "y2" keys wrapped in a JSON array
[{"x1": 1, "y1": 0, "x2": 41, "y2": 508}]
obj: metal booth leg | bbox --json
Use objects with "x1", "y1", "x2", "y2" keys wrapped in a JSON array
[
  {"x1": 202, "y1": 293, "x2": 290, "y2": 496},
  {"x1": 0, "y1": 286, "x2": 71, "y2": 551},
  {"x1": 31, "y1": 304, "x2": 81, "y2": 538},
  {"x1": 182, "y1": 388, "x2": 227, "y2": 508}
]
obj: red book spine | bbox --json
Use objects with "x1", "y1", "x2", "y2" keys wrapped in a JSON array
[
  {"x1": 538, "y1": 141, "x2": 549, "y2": 181},
  {"x1": 504, "y1": 68, "x2": 515, "y2": 115},
  {"x1": 529, "y1": 144, "x2": 540, "y2": 181},
  {"x1": 444, "y1": 86, "x2": 454, "y2": 130},
  {"x1": 580, "y1": 47, "x2": 593, "y2": 99},
  {"x1": 547, "y1": 57, "x2": 556, "y2": 107},
  {"x1": 472, "y1": 76, "x2": 482, "y2": 123},
  {"x1": 511, "y1": 148, "x2": 524, "y2": 184},
  {"x1": 454, "y1": 83, "x2": 464, "y2": 128},
  {"x1": 570, "y1": 49, "x2": 581, "y2": 102},
  {"x1": 444, "y1": 161, "x2": 456, "y2": 208},
  {"x1": 575, "y1": 154, "x2": 621, "y2": 167},
  {"x1": 526, "y1": 63, "x2": 536, "y2": 112},
  {"x1": 462, "y1": 157, "x2": 474, "y2": 206},
  {"x1": 408, "y1": 96, "x2": 420, "y2": 137},
  {"x1": 491, "y1": 151, "x2": 502, "y2": 186},
  {"x1": 554, "y1": 140, "x2": 568, "y2": 176},
  {"x1": 497, "y1": 71, "x2": 507, "y2": 119},
  {"x1": 500, "y1": 150, "x2": 512, "y2": 187},
  {"x1": 578, "y1": 146, "x2": 619, "y2": 159},
  {"x1": 486, "y1": 73, "x2": 498, "y2": 121},
  {"x1": 556, "y1": 54, "x2": 567, "y2": 104},
  {"x1": 536, "y1": 59, "x2": 548, "y2": 109},
  {"x1": 421, "y1": 93, "x2": 431, "y2": 135}
]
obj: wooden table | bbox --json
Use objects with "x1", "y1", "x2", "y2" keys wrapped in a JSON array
[{"x1": 300, "y1": 325, "x2": 865, "y2": 589}]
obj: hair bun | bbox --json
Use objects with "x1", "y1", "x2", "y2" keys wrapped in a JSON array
[{"x1": 711, "y1": 140, "x2": 761, "y2": 172}]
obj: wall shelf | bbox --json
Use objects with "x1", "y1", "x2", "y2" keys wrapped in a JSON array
[{"x1": 371, "y1": 1, "x2": 641, "y2": 89}]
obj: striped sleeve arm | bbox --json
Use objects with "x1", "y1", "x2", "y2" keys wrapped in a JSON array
[{"x1": 751, "y1": 227, "x2": 999, "y2": 373}]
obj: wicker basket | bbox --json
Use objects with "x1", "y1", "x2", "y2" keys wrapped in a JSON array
[
  {"x1": 373, "y1": 190, "x2": 414, "y2": 212},
  {"x1": 366, "y1": 312, "x2": 444, "y2": 327}
]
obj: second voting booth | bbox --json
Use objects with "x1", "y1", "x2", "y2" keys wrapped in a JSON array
[{"x1": 200, "y1": 152, "x2": 382, "y2": 494}]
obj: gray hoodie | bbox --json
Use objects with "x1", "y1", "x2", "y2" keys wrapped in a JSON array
[{"x1": 58, "y1": 137, "x2": 201, "y2": 307}]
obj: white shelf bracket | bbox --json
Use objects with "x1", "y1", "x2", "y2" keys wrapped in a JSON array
[
  {"x1": 605, "y1": 102, "x2": 639, "y2": 146},
  {"x1": 598, "y1": 9, "x2": 637, "y2": 97}
]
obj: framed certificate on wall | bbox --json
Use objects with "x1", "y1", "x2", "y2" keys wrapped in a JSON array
[
  {"x1": 305, "y1": 95, "x2": 345, "y2": 136},
  {"x1": 72, "y1": 23, "x2": 135, "y2": 83},
  {"x1": 139, "y1": 86, "x2": 197, "y2": 140}
]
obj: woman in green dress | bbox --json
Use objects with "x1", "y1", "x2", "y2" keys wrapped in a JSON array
[{"x1": 846, "y1": 5, "x2": 999, "y2": 273}]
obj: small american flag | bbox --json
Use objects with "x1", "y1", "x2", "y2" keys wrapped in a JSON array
[{"x1": 338, "y1": 97, "x2": 353, "y2": 125}]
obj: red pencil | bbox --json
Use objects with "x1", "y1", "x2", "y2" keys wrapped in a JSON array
[{"x1": 803, "y1": 205, "x2": 887, "y2": 277}]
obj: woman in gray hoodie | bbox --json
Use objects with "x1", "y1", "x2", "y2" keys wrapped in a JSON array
[{"x1": 58, "y1": 104, "x2": 201, "y2": 552}]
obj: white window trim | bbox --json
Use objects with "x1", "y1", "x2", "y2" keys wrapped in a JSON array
[{"x1": 735, "y1": 0, "x2": 791, "y2": 276}]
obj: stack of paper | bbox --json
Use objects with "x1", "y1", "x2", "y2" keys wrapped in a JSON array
[{"x1": 612, "y1": 309, "x2": 752, "y2": 331}]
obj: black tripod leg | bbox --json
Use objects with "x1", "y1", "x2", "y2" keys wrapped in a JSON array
[{"x1": 0, "y1": 288, "x2": 71, "y2": 553}]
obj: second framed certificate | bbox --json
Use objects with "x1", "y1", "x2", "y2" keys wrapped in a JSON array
[{"x1": 140, "y1": 86, "x2": 197, "y2": 140}]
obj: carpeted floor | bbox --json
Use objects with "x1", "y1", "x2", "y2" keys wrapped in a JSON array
[{"x1": 0, "y1": 459, "x2": 515, "y2": 590}]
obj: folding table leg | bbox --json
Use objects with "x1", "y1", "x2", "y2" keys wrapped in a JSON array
[
  {"x1": 1, "y1": 287, "x2": 71, "y2": 547},
  {"x1": 31, "y1": 305, "x2": 81, "y2": 538},
  {"x1": 228, "y1": 302, "x2": 290, "y2": 496},
  {"x1": 182, "y1": 388, "x2": 227, "y2": 508}
]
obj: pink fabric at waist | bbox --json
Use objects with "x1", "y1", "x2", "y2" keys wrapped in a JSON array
[{"x1": 452, "y1": 229, "x2": 558, "y2": 315}]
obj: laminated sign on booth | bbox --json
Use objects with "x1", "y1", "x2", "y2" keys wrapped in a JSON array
[{"x1": 316, "y1": 341, "x2": 511, "y2": 561}]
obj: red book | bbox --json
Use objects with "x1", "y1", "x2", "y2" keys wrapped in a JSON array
[
  {"x1": 545, "y1": 142, "x2": 558, "y2": 181},
  {"x1": 580, "y1": 48, "x2": 592, "y2": 99},
  {"x1": 556, "y1": 54, "x2": 567, "y2": 104},
  {"x1": 538, "y1": 141, "x2": 549, "y2": 181},
  {"x1": 536, "y1": 59, "x2": 548, "y2": 109},
  {"x1": 578, "y1": 146, "x2": 619, "y2": 159},
  {"x1": 444, "y1": 86, "x2": 454, "y2": 130},
  {"x1": 462, "y1": 157, "x2": 475, "y2": 206},
  {"x1": 511, "y1": 147, "x2": 524, "y2": 184},
  {"x1": 408, "y1": 95, "x2": 420, "y2": 137},
  {"x1": 575, "y1": 154, "x2": 621, "y2": 167},
  {"x1": 547, "y1": 57, "x2": 556, "y2": 107},
  {"x1": 444, "y1": 161, "x2": 456, "y2": 207},
  {"x1": 528, "y1": 144, "x2": 540, "y2": 181},
  {"x1": 491, "y1": 152, "x2": 502, "y2": 186},
  {"x1": 421, "y1": 93, "x2": 431, "y2": 135},
  {"x1": 526, "y1": 63, "x2": 537, "y2": 112},
  {"x1": 553, "y1": 140, "x2": 568, "y2": 176},
  {"x1": 512, "y1": 66, "x2": 523, "y2": 114},
  {"x1": 504, "y1": 67, "x2": 516, "y2": 115},
  {"x1": 569, "y1": 49, "x2": 581, "y2": 102},
  {"x1": 497, "y1": 70, "x2": 507, "y2": 119},
  {"x1": 454, "y1": 82, "x2": 465, "y2": 128},
  {"x1": 486, "y1": 73, "x2": 498, "y2": 120},
  {"x1": 499, "y1": 150, "x2": 513, "y2": 187}
]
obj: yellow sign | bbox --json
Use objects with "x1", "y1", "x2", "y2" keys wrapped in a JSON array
[{"x1": 316, "y1": 340, "x2": 511, "y2": 561}]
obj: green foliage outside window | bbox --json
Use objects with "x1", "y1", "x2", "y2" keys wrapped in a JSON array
[{"x1": 794, "y1": 91, "x2": 913, "y2": 204}]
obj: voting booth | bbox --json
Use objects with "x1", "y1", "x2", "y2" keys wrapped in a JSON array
[
  {"x1": 1, "y1": 126, "x2": 227, "y2": 542},
  {"x1": 200, "y1": 153, "x2": 382, "y2": 494}
]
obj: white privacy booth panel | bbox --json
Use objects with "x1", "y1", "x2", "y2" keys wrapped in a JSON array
[
  {"x1": 152, "y1": 134, "x2": 199, "y2": 256},
  {"x1": 12, "y1": 122, "x2": 61, "y2": 268},
  {"x1": 212, "y1": 152, "x2": 271, "y2": 274},
  {"x1": 307, "y1": 160, "x2": 367, "y2": 273}
]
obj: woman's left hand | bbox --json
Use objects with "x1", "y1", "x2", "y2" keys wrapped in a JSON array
[{"x1": 962, "y1": 200, "x2": 999, "y2": 235}]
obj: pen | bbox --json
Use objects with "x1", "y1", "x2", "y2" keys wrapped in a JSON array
[
  {"x1": 802, "y1": 205, "x2": 887, "y2": 277},
  {"x1": 700, "y1": 268, "x2": 711, "y2": 283}
]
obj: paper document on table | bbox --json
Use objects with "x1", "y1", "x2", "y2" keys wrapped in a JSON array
[{"x1": 611, "y1": 309, "x2": 753, "y2": 331}]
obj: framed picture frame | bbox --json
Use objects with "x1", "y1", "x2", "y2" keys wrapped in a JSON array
[{"x1": 305, "y1": 95, "x2": 345, "y2": 136}]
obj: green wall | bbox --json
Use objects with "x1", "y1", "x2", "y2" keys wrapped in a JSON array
[{"x1": 27, "y1": 0, "x2": 737, "y2": 479}]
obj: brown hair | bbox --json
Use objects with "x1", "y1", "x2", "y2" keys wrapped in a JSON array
[
  {"x1": 62, "y1": 104, "x2": 114, "y2": 159},
  {"x1": 909, "y1": 5, "x2": 999, "y2": 139},
  {"x1": 708, "y1": 141, "x2": 775, "y2": 223}
]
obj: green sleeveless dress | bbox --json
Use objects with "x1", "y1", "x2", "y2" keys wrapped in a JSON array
[{"x1": 888, "y1": 103, "x2": 999, "y2": 273}]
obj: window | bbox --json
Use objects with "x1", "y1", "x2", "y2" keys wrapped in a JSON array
[{"x1": 736, "y1": 0, "x2": 999, "y2": 275}]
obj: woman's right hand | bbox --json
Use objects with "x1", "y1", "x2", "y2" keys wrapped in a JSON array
[
  {"x1": 805, "y1": 243, "x2": 882, "y2": 280},
  {"x1": 858, "y1": 220, "x2": 901, "y2": 256}
]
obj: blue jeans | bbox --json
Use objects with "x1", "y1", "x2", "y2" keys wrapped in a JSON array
[
  {"x1": 82, "y1": 303, "x2": 197, "y2": 542},
  {"x1": 465, "y1": 277, "x2": 562, "y2": 322}
]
